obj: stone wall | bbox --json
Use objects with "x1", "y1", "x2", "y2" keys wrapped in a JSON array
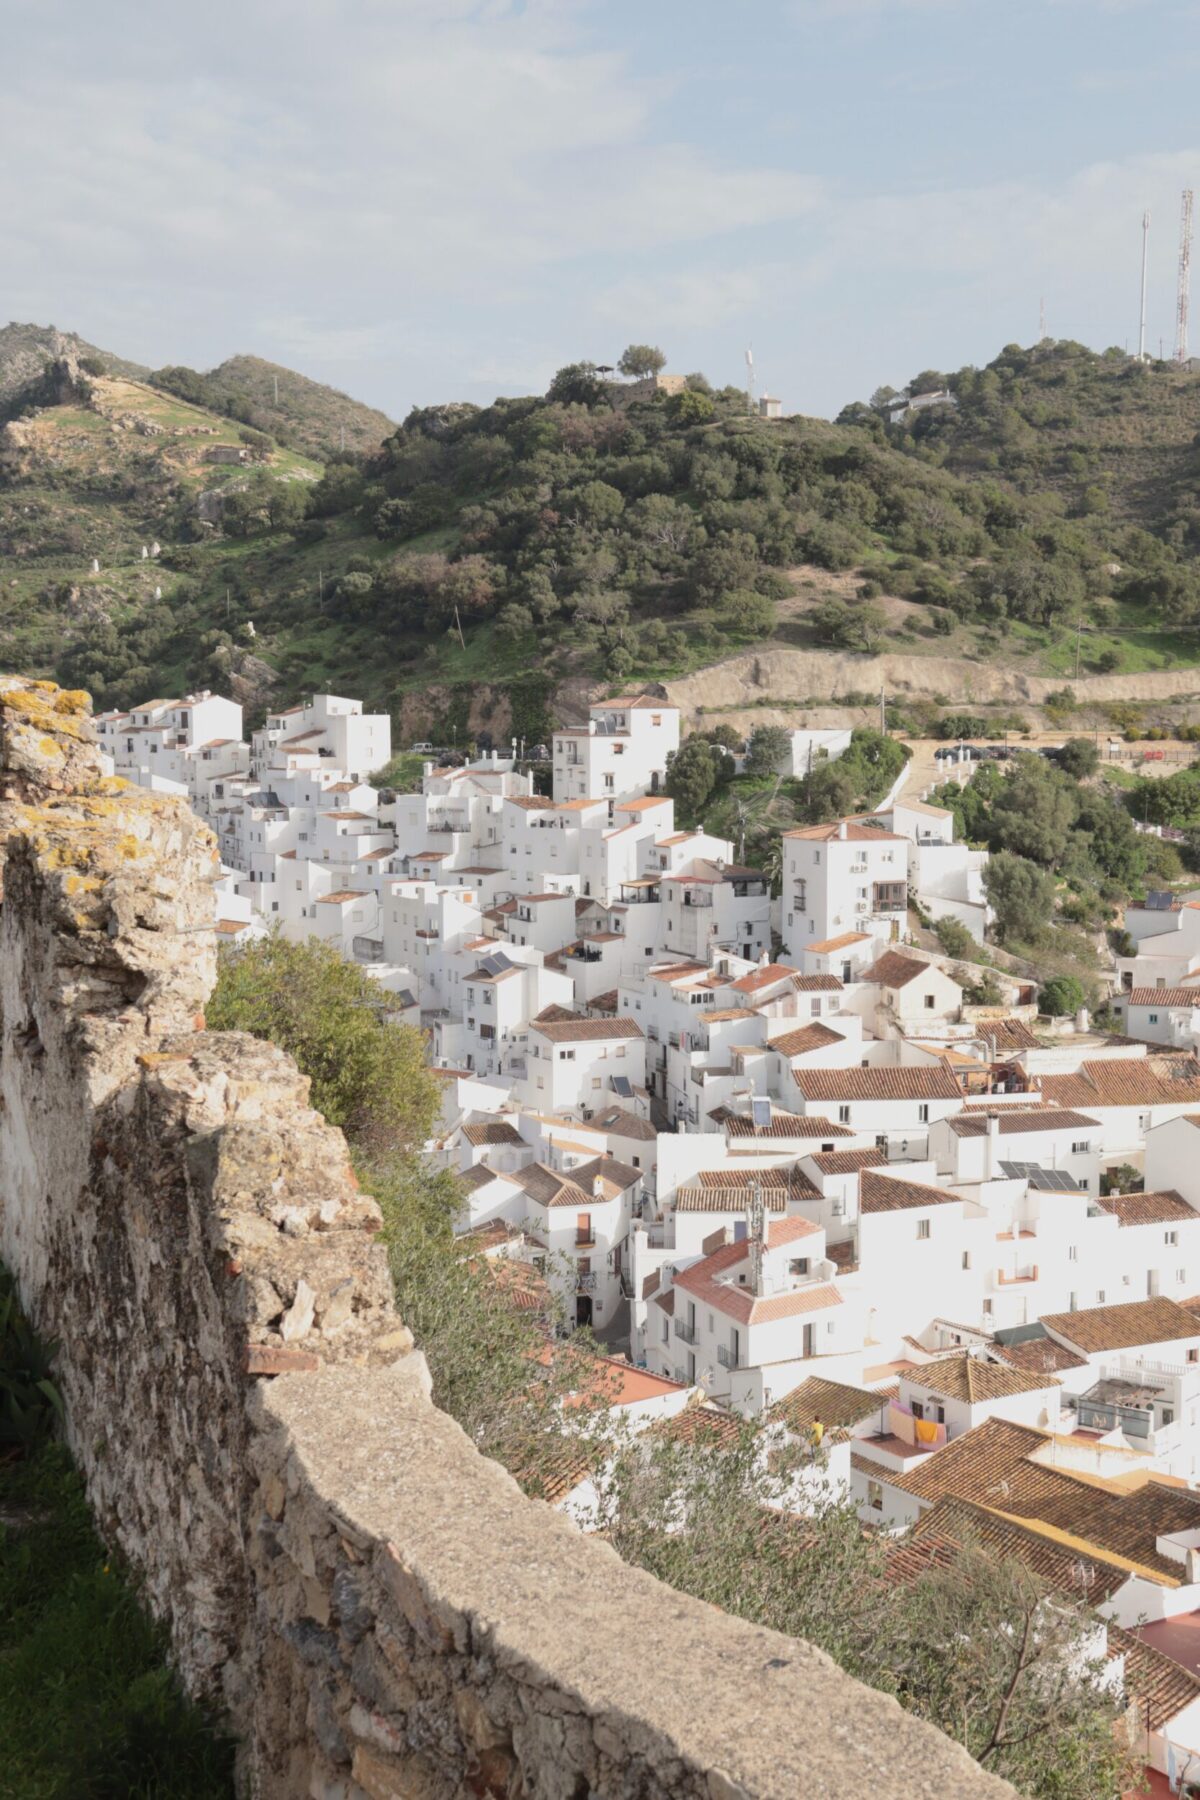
[{"x1": 0, "y1": 678, "x2": 1016, "y2": 1799}]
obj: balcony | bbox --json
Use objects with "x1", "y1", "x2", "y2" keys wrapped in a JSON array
[
  {"x1": 575, "y1": 1234, "x2": 596, "y2": 1251},
  {"x1": 576, "y1": 1272, "x2": 598, "y2": 1293},
  {"x1": 996, "y1": 1266, "x2": 1039, "y2": 1286},
  {"x1": 675, "y1": 1318, "x2": 698, "y2": 1345},
  {"x1": 872, "y1": 881, "x2": 908, "y2": 913},
  {"x1": 717, "y1": 1345, "x2": 740, "y2": 1370}
]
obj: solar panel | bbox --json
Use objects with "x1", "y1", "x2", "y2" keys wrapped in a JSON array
[
  {"x1": 611, "y1": 1075, "x2": 633, "y2": 1099},
  {"x1": 751, "y1": 1096, "x2": 772, "y2": 1129},
  {"x1": 478, "y1": 952, "x2": 515, "y2": 978},
  {"x1": 999, "y1": 1161, "x2": 1084, "y2": 1191},
  {"x1": 1144, "y1": 891, "x2": 1176, "y2": 911}
]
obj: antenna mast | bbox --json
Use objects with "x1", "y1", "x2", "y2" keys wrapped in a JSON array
[
  {"x1": 1039, "y1": 296, "x2": 1047, "y2": 343},
  {"x1": 1177, "y1": 189, "x2": 1194, "y2": 363},
  {"x1": 1139, "y1": 209, "x2": 1151, "y2": 361},
  {"x1": 745, "y1": 346, "x2": 755, "y2": 414}
]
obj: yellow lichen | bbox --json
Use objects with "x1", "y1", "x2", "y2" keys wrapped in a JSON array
[{"x1": 38, "y1": 737, "x2": 65, "y2": 759}]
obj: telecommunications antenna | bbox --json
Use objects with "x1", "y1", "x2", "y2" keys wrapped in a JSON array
[
  {"x1": 1177, "y1": 189, "x2": 1194, "y2": 363},
  {"x1": 1139, "y1": 209, "x2": 1151, "y2": 361},
  {"x1": 745, "y1": 346, "x2": 755, "y2": 412}
]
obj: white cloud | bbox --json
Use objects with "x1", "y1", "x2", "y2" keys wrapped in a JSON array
[{"x1": 592, "y1": 267, "x2": 766, "y2": 333}]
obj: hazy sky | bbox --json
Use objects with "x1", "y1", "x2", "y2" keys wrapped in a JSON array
[{"x1": 4, "y1": 0, "x2": 1199, "y2": 421}]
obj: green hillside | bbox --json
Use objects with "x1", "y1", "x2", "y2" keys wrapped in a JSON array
[
  {"x1": 0, "y1": 322, "x2": 149, "y2": 402},
  {"x1": 3, "y1": 338, "x2": 1200, "y2": 740},
  {"x1": 149, "y1": 354, "x2": 395, "y2": 459}
]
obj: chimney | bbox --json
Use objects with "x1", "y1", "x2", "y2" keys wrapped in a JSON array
[
  {"x1": 593, "y1": 1175, "x2": 605, "y2": 1200},
  {"x1": 838, "y1": 820, "x2": 848, "y2": 841},
  {"x1": 986, "y1": 1110, "x2": 1001, "y2": 1180},
  {"x1": 759, "y1": 948, "x2": 770, "y2": 968}
]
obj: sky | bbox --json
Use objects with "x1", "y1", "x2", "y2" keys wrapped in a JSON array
[{"x1": 3, "y1": 0, "x2": 1199, "y2": 422}]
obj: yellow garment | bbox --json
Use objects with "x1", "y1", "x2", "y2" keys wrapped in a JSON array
[{"x1": 914, "y1": 1418, "x2": 939, "y2": 1445}]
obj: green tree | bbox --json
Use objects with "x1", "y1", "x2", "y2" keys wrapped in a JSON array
[
  {"x1": 665, "y1": 738, "x2": 719, "y2": 816},
  {"x1": 547, "y1": 362, "x2": 609, "y2": 408},
  {"x1": 798, "y1": 759, "x2": 857, "y2": 823},
  {"x1": 208, "y1": 935, "x2": 438, "y2": 1159},
  {"x1": 1056, "y1": 737, "x2": 1100, "y2": 779},
  {"x1": 991, "y1": 757, "x2": 1079, "y2": 865},
  {"x1": 745, "y1": 725, "x2": 790, "y2": 776},
  {"x1": 668, "y1": 388, "x2": 715, "y2": 424},
  {"x1": 984, "y1": 851, "x2": 1058, "y2": 945},
  {"x1": 1040, "y1": 975, "x2": 1086, "y2": 1016},
  {"x1": 716, "y1": 587, "x2": 775, "y2": 637},
  {"x1": 618, "y1": 344, "x2": 667, "y2": 380}
]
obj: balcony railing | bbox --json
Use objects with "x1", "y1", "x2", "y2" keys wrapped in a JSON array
[
  {"x1": 717, "y1": 1345, "x2": 740, "y2": 1369},
  {"x1": 575, "y1": 1235, "x2": 596, "y2": 1251},
  {"x1": 675, "y1": 1318, "x2": 697, "y2": 1345}
]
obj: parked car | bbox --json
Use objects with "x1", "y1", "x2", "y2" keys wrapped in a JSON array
[{"x1": 411, "y1": 741, "x2": 434, "y2": 754}]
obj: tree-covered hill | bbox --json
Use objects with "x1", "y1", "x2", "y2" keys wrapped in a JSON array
[
  {"x1": 150, "y1": 354, "x2": 396, "y2": 459},
  {"x1": 4, "y1": 336, "x2": 1200, "y2": 736}
]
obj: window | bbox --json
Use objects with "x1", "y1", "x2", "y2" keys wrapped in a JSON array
[
  {"x1": 924, "y1": 994, "x2": 936, "y2": 1010},
  {"x1": 1067, "y1": 1245, "x2": 1078, "y2": 1261},
  {"x1": 1166, "y1": 1231, "x2": 1179, "y2": 1246},
  {"x1": 810, "y1": 998, "x2": 821, "y2": 1017},
  {"x1": 1149, "y1": 1014, "x2": 1159, "y2": 1025},
  {"x1": 591, "y1": 1078, "x2": 602, "y2": 1090},
  {"x1": 1096, "y1": 1290, "x2": 1106, "y2": 1304},
  {"x1": 1071, "y1": 1140, "x2": 1089, "y2": 1154},
  {"x1": 790, "y1": 1258, "x2": 810, "y2": 1277},
  {"x1": 918, "y1": 1104, "x2": 929, "y2": 1123},
  {"x1": 1189, "y1": 1349, "x2": 1199, "y2": 1365},
  {"x1": 916, "y1": 1219, "x2": 931, "y2": 1240},
  {"x1": 867, "y1": 1479, "x2": 883, "y2": 1512},
  {"x1": 1179, "y1": 1269, "x2": 1188, "y2": 1285},
  {"x1": 982, "y1": 1299, "x2": 993, "y2": 1317},
  {"x1": 838, "y1": 1105, "x2": 851, "y2": 1124},
  {"x1": 1162, "y1": 1408, "x2": 1175, "y2": 1427},
  {"x1": 814, "y1": 851, "x2": 820, "y2": 865},
  {"x1": 962, "y1": 1251, "x2": 971, "y2": 1270}
]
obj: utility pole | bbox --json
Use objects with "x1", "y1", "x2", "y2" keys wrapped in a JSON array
[
  {"x1": 273, "y1": 373, "x2": 279, "y2": 406},
  {"x1": 1139, "y1": 209, "x2": 1151, "y2": 361},
  {"x1": 1177, "y1": 188, "x2": 1194, "y2": 363}
]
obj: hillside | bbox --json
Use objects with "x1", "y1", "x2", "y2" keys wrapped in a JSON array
[
  {"x1": 3, "y1": 338, "x2": 1200, "y2": 745},
  {"x1": 0, "y1": 322, "x2": 149, "y2": 402},
  {"x1": 195, "y1": 354, "x2": 395, "y2": 457}
]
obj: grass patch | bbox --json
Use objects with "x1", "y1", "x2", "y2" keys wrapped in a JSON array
[{"x1": 0, "y1": 1264, "x2": 235, "y2": 1799}]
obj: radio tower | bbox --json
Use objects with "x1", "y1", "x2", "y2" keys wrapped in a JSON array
[
  {"x1": 1177, "y1": 189, "x2": 1194, "y2": 364},
  {"x1": 1038, "y1": 296, "x2": 1047, "y2": 342},
  {"x1": 1138, "y1": 209, "x2": 1151, "y2": 361},
  {"x1": 745, "y1": 346, "x2": 755, "y2": 413}
]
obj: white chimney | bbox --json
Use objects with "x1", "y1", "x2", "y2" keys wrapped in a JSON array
[
  {"x1": 593, "y1": 1175, "x2": 605, "y2": 1200},
  {"x1": 838, "y1": 820, "x2": 848, "y2": 841},
  {"x1": 986, "y1": 1111, "x2": 1001, "y2": 1180}
]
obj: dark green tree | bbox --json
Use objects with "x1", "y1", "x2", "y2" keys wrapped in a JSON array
[{"x1": 618, "y1": 344, "x2": 667, "y2": 380}]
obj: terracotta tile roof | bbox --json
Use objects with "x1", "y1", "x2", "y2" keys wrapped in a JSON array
[
  {"x1": 1041, "y1": 1296, "x2": 1200, "y2": 1355},
  {"x1": 214, "y1": 918, "x2": 249, "y2": 935},
  {"x1": 457, "y1": 1162, "x2": 516, "y2": 1195},
  {"x1": 771, "y1": 1022, "x2": 845, "y2": 1058},
  {"x1": 591, "y1": 1105, "x2": 657, "y2": 1141},
  {"x1": 982, "y1": 1019, "x2": 1039, "y2": 1053},
  {"x1": 904, "y1": 1498, "x2": 1134, "y2": 1607},
  {"x1": 1111, "y1": 1623, "x2": 1200, "y2": 1729},
  {"x1": 807, "y1": 1147, "x2": 890, "y2": 1175},
  {"x1": 860, "y1": 1171, "x2": 963, "y2": 1213},
  {"x1": 462, "y1": 1120, "x2": 524, "y2": 1147},
  {"x1": 566, "y1": 1154, "x2": 642, "y2": 1199},
  {"x1": 530, "y1": 1015, "x2": 644, "y2": 1042},
  {"x1": 947, "y1": 1108, "x2": 1100, "y2": 1138},
  {"x1": 511, "y1": 1437, "x2": 595, "y2": 1504},
  {"x1": 506, "y1": 795, "x2": 554, "y2": 810},
  {"x1": 653, "y1": 1403, "x2": 744, "y2": 1448},
  {"x1": 1040, "y1": 1056, "x2": 1200, "y2": 1109},
  {"x1": 316, "y1": 889, "x2": 370, "y2": 904},
  {"x1": 673, "y1": 1224, "x2": 838, "y2": 1325},
  {"x1": 647, "y1": 962, "x2": 708, "y2": 984},
  {"x1": 533, "y1": 1004, "x2": 577, "y2": 1023},
  {"x1": 989, "y1": 1336, "x2": 1088, "y2": 1376},
  {"x1": 1127, "y1": 988, "x2": 1200, "y2": 1007},
  {"x1": 905, "y1": 1352, "x2": 1058, "y2": 1403},
  {"x1": 770, "y1": 1376, "x2": 883, "y2": 1433},
  {"x1": 784, "y1": 822, "x2": 904, "y2": 842},
  {"x1": 1095, "y1": 1189, "x2": 1197, "y2": 1227},
  {"x1": 730, "y1": 963, "x2": 799, "y2": 994},
  {"x1": 789, "y1": 973, "x2": 846, "y2": 992},
  {"x1": 805, "y1": 931, "x2": 873, "y2": 954},
  {"x1": 701, "y1": 1007, "x2": 761, "y2": 1024},
  {"x1": 794, "y1": 1066, "x2": 962, "y2": 1102},
  {"x1": 862, "y1": 951, "x2": 951, "y2": 990},
  {"x1": 886, "y1": 1416, "x2": 1200, "y2": 1583},
  {"x1": 515, "y1": 1163, "x2": 594, "y2": 1209},
  {"x1": 709, "y1": 1106, "x2": 852, "y2": 1140}
]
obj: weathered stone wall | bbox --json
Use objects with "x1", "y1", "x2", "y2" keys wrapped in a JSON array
[{"x1": 0, "y1": 678, "x2": 1016, "y2": 1799}]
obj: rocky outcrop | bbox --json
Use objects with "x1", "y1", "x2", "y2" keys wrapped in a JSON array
[{"x1": 0, "y1": 677, "x2": 1015, "y2": 1799}]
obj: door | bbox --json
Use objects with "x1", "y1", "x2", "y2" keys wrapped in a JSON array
[
  {"x1": 575, "y1": 1295, "x2": 593, "y2": 1329},
  {"x1": 803, "y1": 1323, "x2": 816, "y2": 1358}
]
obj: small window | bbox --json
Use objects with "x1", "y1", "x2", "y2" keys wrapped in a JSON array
[
  {"x1": 1067, "y1": 1245, "x2": 1078, "y2": 1261},
  {"x1": 982, "y1": 1298, "x2": 993, "y2": 1316},
  {"x1": 1071, "y1": 1140, "x2": 1089, "y2": 1154},
  {"x1": 918, "y1": 1104, "x2": 930, "y2": 1124},
  {"x1": 961, "y1": 1251, "x2": 971, "y2": 1270},
  {"x1": 1162, "y1": 1408, "x2": 1175, "y2": 1427},
  {"x1": 1189, "y1": 1348, "x2": 1199, "y2": 1365},
  {"x1": 1166, "y1": 1231, "x2": 1179, "y2": 1246},
  {"x1": 1096, "y1": 1290, "x2": 1106, "y2": 1304},
  {"x1": 867, "y1": 1479, "x2": 883, "y2": 1512},
  {"x1": 916, "y1": 1219, "x2": 931, "y2": 1241},
  {"x1": 1149, "y1": 1014, "x2": 1159, "y2": 1025},
  {"x1": 838, "y1": 1105, "x2": 851, "y2": 1124},
  {"x1": 924, "y1": 994, "x2": 936, "y2": 1010}
]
